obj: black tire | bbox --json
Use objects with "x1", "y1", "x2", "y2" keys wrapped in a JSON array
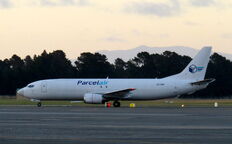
[
  {"x1": 113, "y1": 101, "x2": 121, "y2": 107},
  {"x1": 37, "y1": 102, "x2": 42, "y2": 107}
]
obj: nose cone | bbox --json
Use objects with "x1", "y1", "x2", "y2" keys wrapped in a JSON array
[{"x1": 17, "y1": 88, "x2": 24, "y2": 96}]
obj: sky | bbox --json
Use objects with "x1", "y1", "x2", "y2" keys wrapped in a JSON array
[{"x1": 0, "y1": 0, "x2": 232, "y2": 60}]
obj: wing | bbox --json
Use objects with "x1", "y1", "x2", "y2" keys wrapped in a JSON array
[
  {"x1": 102, "y1": 88, "x2": 136, "y2": 100},
  {"x1": 191, "y1": 78, "x2": 215, "y2": 86}
]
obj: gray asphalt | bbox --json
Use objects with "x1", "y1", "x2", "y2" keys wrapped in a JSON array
[{"x1": 0, "y1": 106, "x2": 232, "y2": 144}]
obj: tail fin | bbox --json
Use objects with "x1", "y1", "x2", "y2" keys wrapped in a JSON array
[{"x1": 176, "y1": 47, "x2": 212, "y2": 81}]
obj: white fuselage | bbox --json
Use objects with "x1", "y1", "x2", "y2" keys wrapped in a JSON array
[
  {"x1": 20, "y1": 78, "x2": 206, "y2": 101},
  {"x1": 17, "y1": 47, "x2": 213, "y2": 103}
]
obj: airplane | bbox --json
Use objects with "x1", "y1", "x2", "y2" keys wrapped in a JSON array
[{"x1": 17, "y1": 47, "x2": 215, "y2": 107}]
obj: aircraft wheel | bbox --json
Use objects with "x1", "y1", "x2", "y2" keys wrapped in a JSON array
[
  {"x1": 113, "y1": 101, "x2": 121, "y2": 107},
  {"x1": 37, "y1": 102, "x2": 42, "y2": 107}
]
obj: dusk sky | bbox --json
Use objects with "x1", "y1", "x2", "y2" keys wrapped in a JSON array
[{"x1": 0, "y1": 0, "x2": 232, "y2": 59}]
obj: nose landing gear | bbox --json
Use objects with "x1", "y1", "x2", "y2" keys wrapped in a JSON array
[
  {"x1": 37, "y1": 102, "x2": 42, "y2": 107},
  {"x1": 30, "y1": 99, "x2": 42, "y2": 107}
]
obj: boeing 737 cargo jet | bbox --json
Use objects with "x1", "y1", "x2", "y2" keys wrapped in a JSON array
[{"x1": 17, "y1": 47, "x2": 215, "y2": 107}]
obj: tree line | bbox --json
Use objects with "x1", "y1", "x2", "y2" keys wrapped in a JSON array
[{"x1": 0, "y1": 50, "x2": 232, "y2": 98}]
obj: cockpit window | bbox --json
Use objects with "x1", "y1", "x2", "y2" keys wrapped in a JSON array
[{"x1": 28, "y1": 85, "x2": 34, "y2": 88}]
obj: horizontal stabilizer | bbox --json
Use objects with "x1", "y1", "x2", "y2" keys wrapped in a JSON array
[{"x1": 190, "y1": 78, "x2": 215, "y2": 86}]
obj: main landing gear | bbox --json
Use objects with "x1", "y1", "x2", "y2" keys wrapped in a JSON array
[
  {"x1": 113, "y1": 101, "x2": 121, "y2": 107},
  {"x1": 37, "y1": 102, "x2": 42, "y2": 107}
]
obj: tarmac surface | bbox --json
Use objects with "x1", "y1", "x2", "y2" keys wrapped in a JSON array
[{"x1": 0, "y1": 106, "x2": 232, "y2": 144}]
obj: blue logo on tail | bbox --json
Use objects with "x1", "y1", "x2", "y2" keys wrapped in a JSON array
[{"x1": 189, "y1": 65, "x2": 204, "y2": 73}]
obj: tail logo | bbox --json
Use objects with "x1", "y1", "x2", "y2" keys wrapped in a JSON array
[{"x1": 189, "y1": 65, "x2": 204, "y2": 73}]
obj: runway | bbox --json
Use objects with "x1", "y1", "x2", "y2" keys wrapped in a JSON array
[{"x1": 0, "y1": 106, "x2": 232, "y2": 144}]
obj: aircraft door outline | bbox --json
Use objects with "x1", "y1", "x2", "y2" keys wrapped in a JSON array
[{"x1": 41, "y1": 81, "x2": 47, "y2": 93}]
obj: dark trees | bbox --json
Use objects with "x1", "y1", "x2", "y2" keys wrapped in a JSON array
[
  {"x1": 32, "y1": 50, "x2": 76, "y2": 80},
  {"x1": 75, "y1": 52, "x2": 114, "y2": 78}
]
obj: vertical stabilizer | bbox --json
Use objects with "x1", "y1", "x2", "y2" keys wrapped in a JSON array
[{"x1": 175, "y1": 47, "x2": 212, "y2": 81}]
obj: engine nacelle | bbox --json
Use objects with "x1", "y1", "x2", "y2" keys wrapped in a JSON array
[{"x1": 84, "y1": 93, "x2": 104, "y2": 104}]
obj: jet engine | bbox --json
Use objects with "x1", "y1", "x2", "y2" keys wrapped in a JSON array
[{"x1": 84, "y1": 93, "x2": 104, "y2": 104}]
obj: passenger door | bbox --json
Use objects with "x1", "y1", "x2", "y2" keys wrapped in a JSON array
[{"x1": 41, "y1": 81, "x2": 47, "y2": 93}]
